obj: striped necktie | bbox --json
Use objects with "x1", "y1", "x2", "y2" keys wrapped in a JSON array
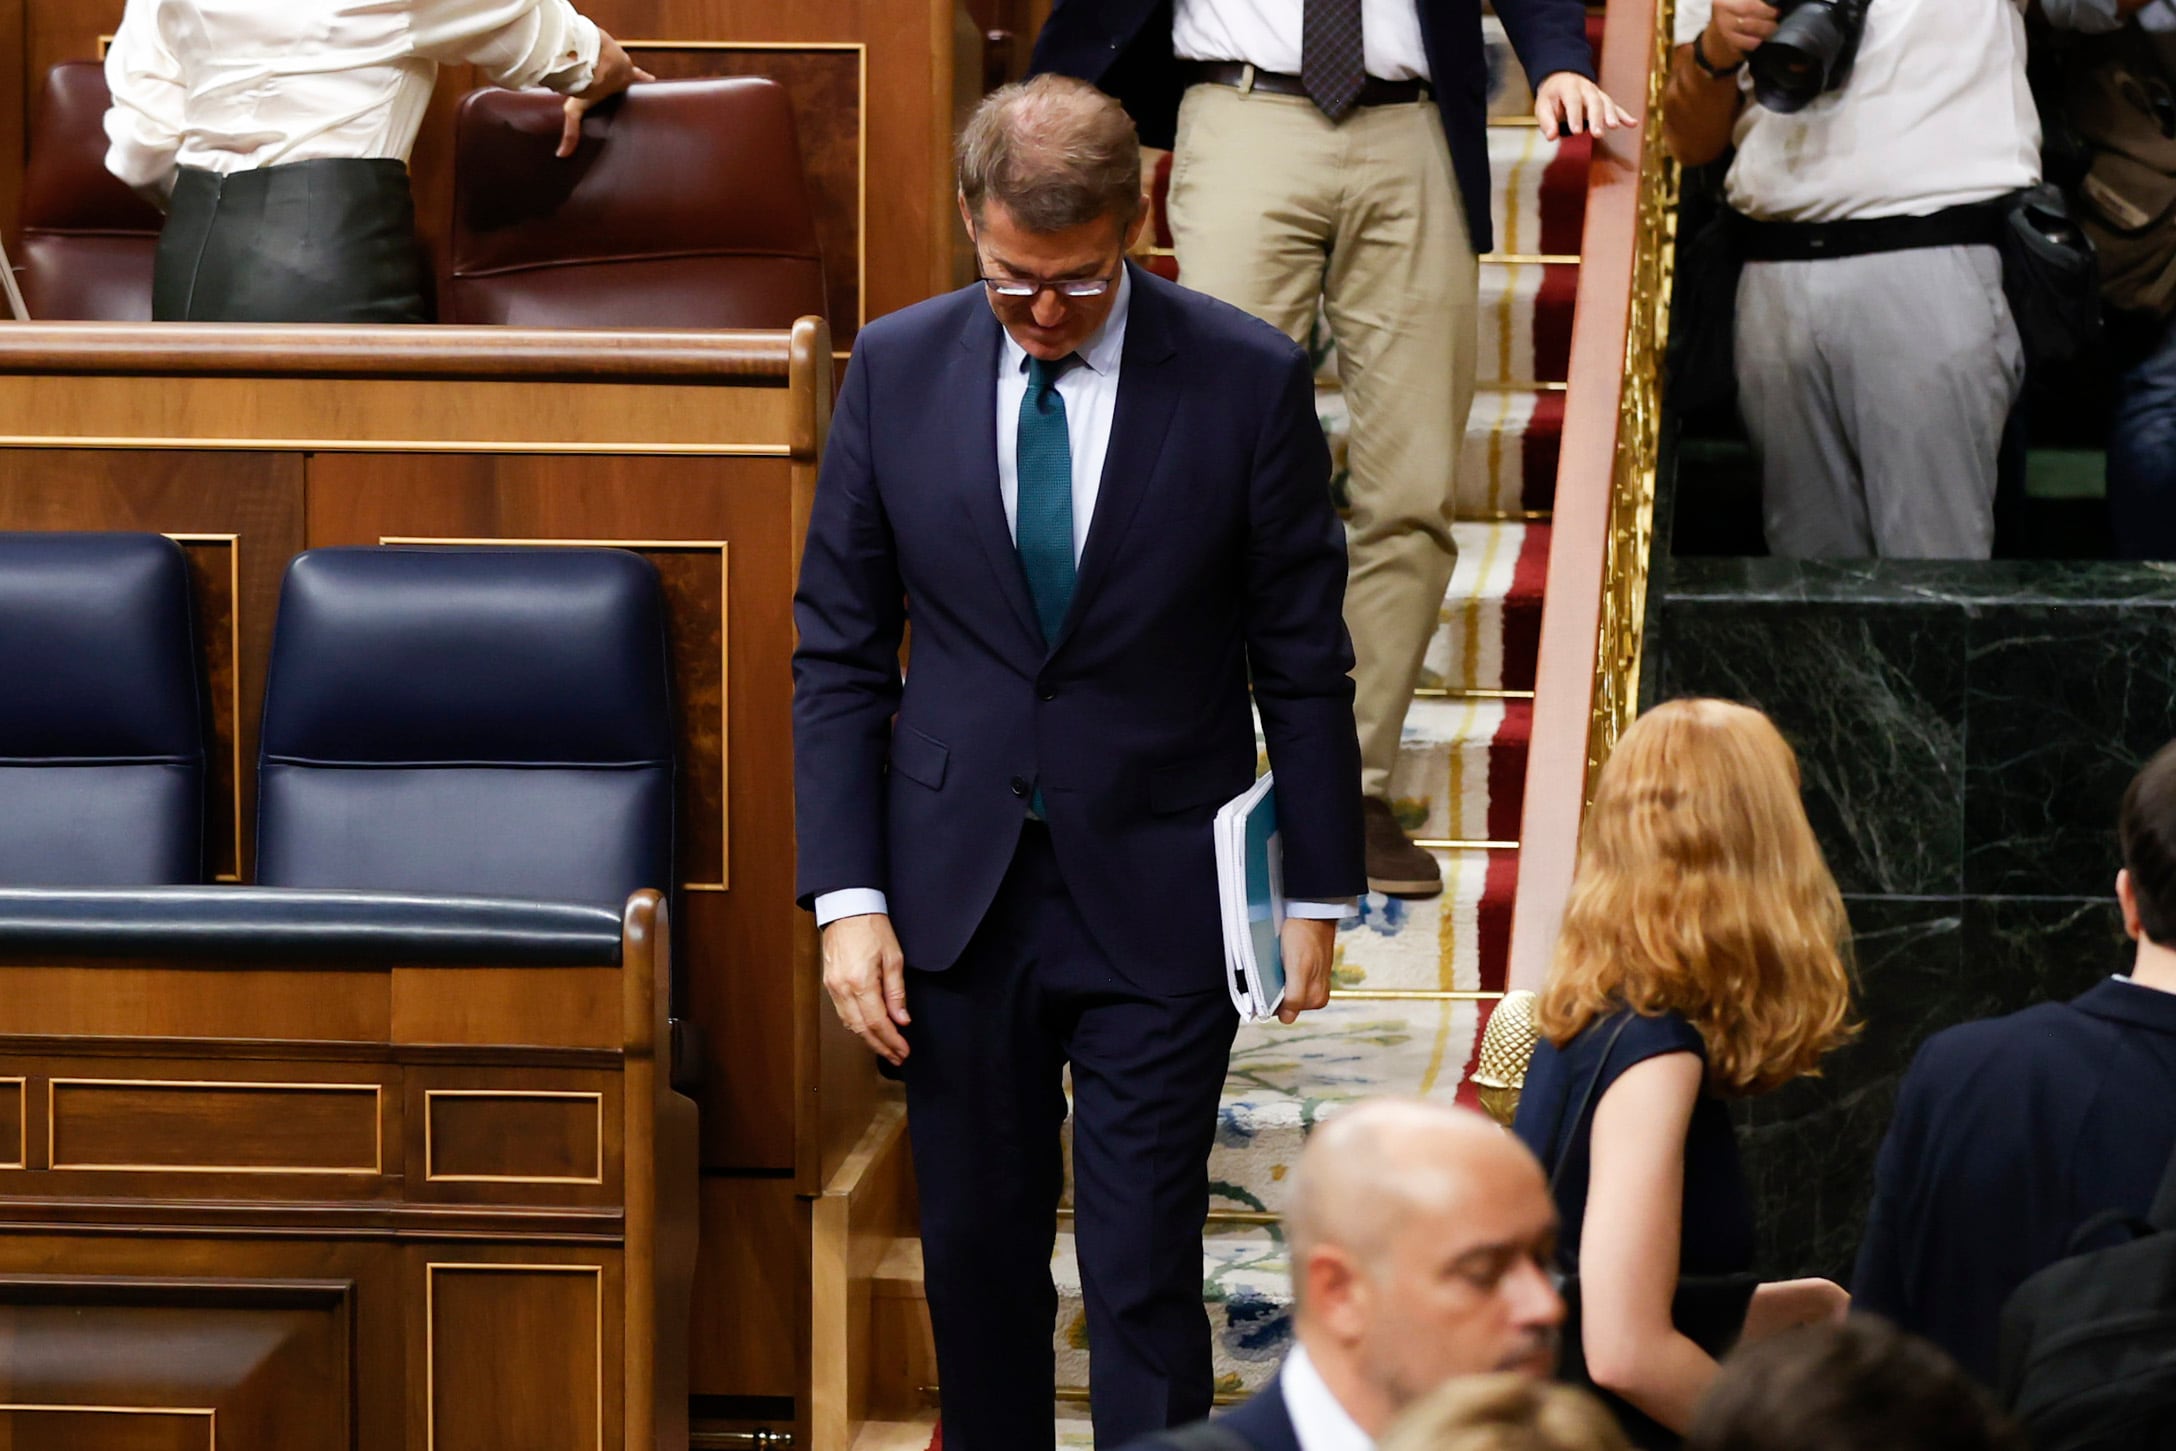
[{"x1": 1015, "y1": 352, "x2": 1078, "y2": 645}]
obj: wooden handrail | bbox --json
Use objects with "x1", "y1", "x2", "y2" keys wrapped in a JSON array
[
  {"x1": 1505, "y1": 0, "x2": 1674, "y2": 991},
  {"x1": 0, "y1": 321, "x2": 802, "y2": 383}
]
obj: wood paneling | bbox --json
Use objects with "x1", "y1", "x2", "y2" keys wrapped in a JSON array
[
  {"x1": 0, "y1": 1275, "x2": 352, "y2": 1451},
  {"x1": 0, "y1": 0, "x2": 24, "y2": 245},
  {"x1": 48, "y1": 1078, "x2": 382, "y2": 1174},
  {"x1": 0, "y1": 1079, "x2": 22, "y2": 1170},
  {"x1": 689, "y1": 1176, "x2": 802, "y2": 1401},
  {"x1": 426, "y1": 1090, "x2": 606, "y2": 1185},
  {"x1": 427, "y1": 1262, "x2": 614, "y2": 1451},
  {"x1": 0, "y1": 965, "x2": 388, "y2": 1041}
]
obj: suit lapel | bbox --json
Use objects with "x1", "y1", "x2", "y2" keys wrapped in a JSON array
[
  {"x1": 949, "y1": 298, "x2": 1046, "y2": 654},
  {"x1": 1049, "y1": 263, "x2": 1181, "y2": 658}
]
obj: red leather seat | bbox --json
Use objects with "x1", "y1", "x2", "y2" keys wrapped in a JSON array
[
  {"x1": 17, "y1": 62, "x2": 165, "y2": 321},
  {"x1": 442, "y1": 76, "x2": 828, "y2": 329}
]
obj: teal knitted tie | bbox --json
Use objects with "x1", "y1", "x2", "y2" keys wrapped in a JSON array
[{"x1": 1016, "y1": 353, "x2": 1077, "y2": 645}]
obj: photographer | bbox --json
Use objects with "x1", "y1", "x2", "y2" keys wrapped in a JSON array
[{"x1": 1663, "y1": 0, "x2": 2041, "y2": 559}]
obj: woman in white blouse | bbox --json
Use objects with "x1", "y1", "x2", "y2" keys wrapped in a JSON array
[{"x1": 104, "y1": 0, "x2": 649, "y2": 322}]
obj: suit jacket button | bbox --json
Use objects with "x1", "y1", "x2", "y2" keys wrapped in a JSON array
[
  {"x1": 1039, "y1": 688, "x2": 1056, "y2": 702},
  {"x1": 1010, "y1": 776, "x2": 1030, "y2": 797}
]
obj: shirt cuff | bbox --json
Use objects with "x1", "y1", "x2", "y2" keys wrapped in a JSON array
[
  {"x1": 542, "y1": 12, "x2": 602, "y2": 94},
  {"x1": 1286, "y1": 898, "x2": 1357, "y2": 921},
  {"x1": 814, "y1": 888, "x2": 890, "y2": 927}
]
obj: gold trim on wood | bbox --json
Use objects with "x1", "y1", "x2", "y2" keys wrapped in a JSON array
[
  {"x1": 423, "y1": 1089, "x2": 606, "y2": 1185},
  {"x1": 0, "y1": 1078, "x2": 22, "y2": 1170},
  {"x1": 623, "y1": 39, "x2": 870, "y2": 335},
  {"x1": 1585, "y1": 0, "x2": 1682, "y2": 798},
  {"x1": 425, "y1": 1262, "x2": 606, "y2": 1451},
  {"x1": 164, "y1": 533, "x2": 245, "y2": 882},
  {"x1": 1413, "y1": 687, "x2": 1538, "y2": 701},
  {"x1": 1485, "y1": 252, "x2": 1582, "y2": 266},
  {"x1": 46, "y1": 1078, "x2": 384, "y2": 1175},
  {"x1": 381, "y1": 537, "x2": 733, "y2": 891},
  {"x1": 0, "y1": 1404, "x2": 216, "y2": 1449},
  {"x1": 0, "y1": 436, "x2": 795, "y2": 456}
]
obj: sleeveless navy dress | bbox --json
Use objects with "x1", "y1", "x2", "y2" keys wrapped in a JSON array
[{"x1": 1511, "y1": 1008, "x2": 1757, "y2": 1448}]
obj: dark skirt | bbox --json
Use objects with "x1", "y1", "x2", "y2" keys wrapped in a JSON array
[{"x1": 154, "y1": 157, "x2": 428, "y2": 323}]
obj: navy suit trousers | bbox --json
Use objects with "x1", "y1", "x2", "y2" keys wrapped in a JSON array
[{"x1": 903, "y1": 822, "x2": 1239, "y2": 1450}]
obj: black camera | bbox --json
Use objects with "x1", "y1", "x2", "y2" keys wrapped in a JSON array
[{"x1": 1749, "y1": 0, "x2": 1873, "y2": 114}]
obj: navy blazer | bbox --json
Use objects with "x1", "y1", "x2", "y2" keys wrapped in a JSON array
[
  {"x1": 1119, "y1": 1372, "x2": 1302, "y2": 1451},
  {"x1": 792, "y1": 265, "x2": 1365, "y2": 991},
  {"x1": 1852, "y1": 976, "x2": 2176, "y2": 1385},
  {"x1": 1028, "y1": 0, "x2": 1596, "y2": 255}
]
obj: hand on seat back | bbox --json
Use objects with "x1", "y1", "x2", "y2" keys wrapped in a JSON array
[{"x1": 558, "y1": 34, "x2": 655, "y2": 158}]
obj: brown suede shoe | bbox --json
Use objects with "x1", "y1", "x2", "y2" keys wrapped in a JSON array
[{"x1": 1363, "y1": 796, "x2": 1443, "y2": 898}]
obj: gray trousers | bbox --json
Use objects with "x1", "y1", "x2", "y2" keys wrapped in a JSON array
[{"x1": 1735, "y1": 244, "x2": 2024, "y2": 559}]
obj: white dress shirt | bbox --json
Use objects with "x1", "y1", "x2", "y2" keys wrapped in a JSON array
[
  {"x1": 1281, "y1": 1343, "x2": 1375, "y2": 1451},
  {"x1": 814, "y1": 272, "x2": 1353, "y2": 930},
  {"x1": 1673, "y1": 0, "x2": 2038, "y2": 222},
  {"x1": 105, "y1": 0, "x2": 602, "y2": 198},
  {"x1": 1173, "y1": 0, "x2": 1431, "y2": 82}
]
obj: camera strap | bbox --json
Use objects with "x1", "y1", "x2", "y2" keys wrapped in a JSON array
[{"x1": 1735, "y1": 202, "x2": 2007, "y2": 262}]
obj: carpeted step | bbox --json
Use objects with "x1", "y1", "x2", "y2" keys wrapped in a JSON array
[
  {"x1": 1488, "y1": 127, "x2": 1592, "y2": 258},
  {"x1": 1391, "y1": 697, "x2": 1530, "y2": 844},
  {"x1": 1461, "y1": 387, "x2": 1563, "y2": 518},
  {"x1": 1421, "y1": 521, "x2": 1550, "y2": 695},
  {"x1": 1478, "y1": 262, "x2": 1578, "y2": 387}
]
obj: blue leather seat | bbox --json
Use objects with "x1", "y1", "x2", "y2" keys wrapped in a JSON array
[
  {"x1": 255, "y1": 547, "x2": 675, "y2": 911},
  {"x1": 0, "y1": 532, "x2": 205, "y2": 884}
]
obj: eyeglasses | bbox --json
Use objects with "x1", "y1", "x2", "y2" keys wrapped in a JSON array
[{"x1": 975, "y1": 264, "x2": 1122, "y2": 300}]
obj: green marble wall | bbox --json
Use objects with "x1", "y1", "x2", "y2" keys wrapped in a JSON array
[{"x1": 1648, "y1": 558, "x2": 2171, "y2": 1281}]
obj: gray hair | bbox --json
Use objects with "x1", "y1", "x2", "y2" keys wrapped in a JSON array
[{"x1": 957, "y1": 75, "x2": 1143, "y2": 233}]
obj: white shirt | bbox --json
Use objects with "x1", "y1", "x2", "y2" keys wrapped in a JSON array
[
  {"x1": 1281, "y1": 1344, "x2": 1375, "y2": 1451},
  {"x1": 1674, "y1": 0, "x2": 2039, "y2": 222},
  {"x1": 104, "y1": 0, "x2": 602, "y2": 197},
  {"x1": 814, "y1": 271, "x2": 1353, "y2": 929},
  {"x1": 1173, "y1": 0, "x2": 1431, "y2": 83}
]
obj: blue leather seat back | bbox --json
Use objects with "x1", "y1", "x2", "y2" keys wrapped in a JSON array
[
  {"x1": 0, "y1": 532, "x2": 205, "y2": 884},
  {"x1": 256, "y1": 548, "x2": 675, "y2": 910}
]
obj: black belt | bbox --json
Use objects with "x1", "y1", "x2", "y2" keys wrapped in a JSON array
[
  {"x1": 1188, "y1": 61, "x2": 1431, "y2": 106},
  {"x1": 1735, "y1": 203, "x2": 2006, "y2": 263}
]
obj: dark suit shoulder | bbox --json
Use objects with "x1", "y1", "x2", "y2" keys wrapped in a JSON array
[
  {"x1": 847, "y1": 283, "x2": 987, "y2": 362},
  {"x1": 1137, "y1": 268, "x2": 1311, "y2": 378},
  {"x1": 1112, "y1": 1378, "x2": 1294, "y2": 1451}
]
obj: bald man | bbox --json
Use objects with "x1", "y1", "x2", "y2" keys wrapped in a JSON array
[{"x1": 1123, "y1": 1098, "x2": 1565, "y2": 1451}]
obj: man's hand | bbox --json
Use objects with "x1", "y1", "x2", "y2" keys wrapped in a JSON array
[
  {"x1": 558, "y1": 33, "x2": 656, "y2": 158},
  {"x1": 1701, "y1": 0, "x2": 1782, "y2": 69},
  {"x1": 1535, "y1": 72, "x2": 1638, "y2": 141},
  {"x1": 821, "y1": 913, "x2": 911, "y2": 1066},
  {"x1": 1276, "y1": 917, "x2": 1337, "y2": 1025}
]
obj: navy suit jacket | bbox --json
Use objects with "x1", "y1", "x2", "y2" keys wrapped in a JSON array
[
  {"x1": 1852, "y1": 976, "x2": 2176, "y2": 1385},
  {"x1": 791, "y1": 265, "x2": 1365, "y2": 991},
  {"x1": 1120, "y1": 1372, "x2": 1302, "y2": 1451},
  {"x1": 1027, "y1": 0, "x2": 1596, "y2": 254}
]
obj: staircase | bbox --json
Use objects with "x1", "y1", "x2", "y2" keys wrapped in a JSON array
[{"x1": 842, "y1": 10, "x2": 1650, "y2": 1446}]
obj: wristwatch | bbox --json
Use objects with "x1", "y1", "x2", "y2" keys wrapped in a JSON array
[{"x1": 1692, "y1": 28, "x2": 1744, "y2": 78}]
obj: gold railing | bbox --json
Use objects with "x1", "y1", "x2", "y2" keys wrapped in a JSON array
[
  {"x1": 1585, "y1": 0, "x2": 1683, "y2": 791},
  {"x1": 1504, "y1": 0, "x2": 1680, "y2": 990}
]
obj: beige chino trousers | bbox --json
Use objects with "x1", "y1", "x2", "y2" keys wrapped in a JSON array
[{"x1": 1166, "y1": 81, "x2": 1478, "y2": 803}]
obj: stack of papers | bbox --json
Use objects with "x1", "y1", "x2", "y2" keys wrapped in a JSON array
[{"x1": 1214, "y1": 771, "x2": 1286, "y2": 1023}]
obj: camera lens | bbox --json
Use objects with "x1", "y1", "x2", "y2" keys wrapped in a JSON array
[{"x1": 1750, "y1": 2, "x2": 1855, "y2": 113}]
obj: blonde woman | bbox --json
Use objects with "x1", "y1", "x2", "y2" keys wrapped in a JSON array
[
  {"x1": 1510, "y1": 698, "x2": 1856, "y2": 1448},
  {"x1": 1378, "y1": 1376, "x2": 1631, "y2": 1451}
]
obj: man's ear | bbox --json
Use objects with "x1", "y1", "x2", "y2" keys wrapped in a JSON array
[
  {"x1": 2121, "y1": 869, "x2": 2144, "y2": 942},
  {"x1": 1123, "y1": 204, "x2": 1150, "y2": 255},
  {"x1": 1305, "y1": 1245, "x2": 1371, "y2": 1345},
  {"x1": 957, "y1": 191, "x2": 976, "y2": 238}
]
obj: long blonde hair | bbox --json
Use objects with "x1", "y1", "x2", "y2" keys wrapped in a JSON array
[
  {"x1": 1378, "y1": 1376, "x2": 1630, "y2": 1451},
  {"x1": 1535, "y1": 698, "x2": 1855, "y2": 1095}
]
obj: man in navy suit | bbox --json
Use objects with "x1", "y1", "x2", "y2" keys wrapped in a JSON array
[
  {"x1": 792, "y1": 76, "x2": 1365, "y2": 1450},
  {"x1": 1853, "y1": 740, "x2": 2176, "y2": 1385},
  {"x1": 1030, "y1": 0, "x2": 1627, "y2": 898},
  {"x1": 1125, "y1": 1099, "x2": 1563, "y2": 1451}
]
